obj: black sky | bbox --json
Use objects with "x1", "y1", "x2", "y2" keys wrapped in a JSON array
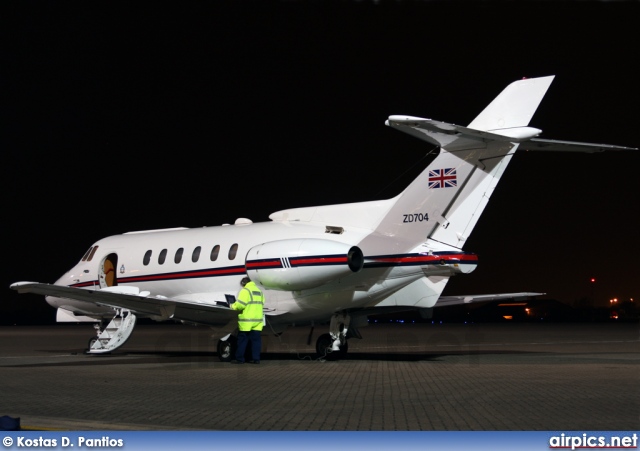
[{"x1": 3, "y1": 1, "x2": 639, "y2": 323}]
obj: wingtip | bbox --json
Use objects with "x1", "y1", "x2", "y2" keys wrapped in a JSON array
[{"x1": 10, "y1": 281, "x2": 38, "y2": 289}]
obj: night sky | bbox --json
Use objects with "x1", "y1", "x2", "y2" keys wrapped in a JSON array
[{"x1": 3, "y1": 1, "x2": 639, "y2": 324}]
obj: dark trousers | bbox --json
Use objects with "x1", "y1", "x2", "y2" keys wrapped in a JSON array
[{"x1": 236, "y1": 330, "x2": 261, "y2": 363}]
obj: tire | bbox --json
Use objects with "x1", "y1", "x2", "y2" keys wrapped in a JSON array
[
  {"x1": 217, "y1": 336, "x2": 236, "y2": 362},
  {"x1": 316, "y1": 333, "x2": 348, "y2": 360},
  {"x1": 86, "y1": 337, "x2": 98, "y2": 352}
]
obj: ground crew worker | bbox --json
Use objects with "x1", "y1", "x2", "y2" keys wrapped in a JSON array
[{"x1": 231, "y1": 276, "x2": 265, "y2": 364}]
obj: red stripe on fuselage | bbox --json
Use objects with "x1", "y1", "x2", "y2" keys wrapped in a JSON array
[
  {"x1": 370, "y1": 254, "x2": 477, "y2": 264},
  {"x1": 245, "y1": 259, "x2": 282, "y2": 269},
  {"x1": 290, "y1": 256, "x2": 348, "y2": 266},
  {"x1": 118, "y1": 266, "x2": 246, "y2": 283}
]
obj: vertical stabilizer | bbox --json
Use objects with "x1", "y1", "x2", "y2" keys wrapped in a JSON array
[
  {"x1": 360, "y1": 76, "x2": 555, "y2": 254},
  {"x1": 468, "y1": 76, "x2": 554, "y2": 132}
]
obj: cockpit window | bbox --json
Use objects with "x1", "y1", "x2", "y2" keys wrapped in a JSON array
[
  {"x1": 81, "y1": 247, "x2": 93, "y2": 262},
  {"x1": 87, "y1": 246, "x2": 99, "y2": 262}
]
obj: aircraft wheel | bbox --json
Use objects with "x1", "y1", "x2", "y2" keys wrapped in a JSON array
[
  {"x1": 86, "y1": 337, "x2": 98, "y2": 353},
  {"x1": 315, "y1": 333, "x2": 348, "y2": 360},
  {"x1": 217, "y1": 336, "x2": 236, "y2": 362}
]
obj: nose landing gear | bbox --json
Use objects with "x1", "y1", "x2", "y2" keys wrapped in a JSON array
[{"x1": 217, "y1": 334, "x2": 237, "y2": 362}]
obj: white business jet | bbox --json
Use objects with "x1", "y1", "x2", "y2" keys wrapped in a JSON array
[{"x1": 11, "y1": 76, "x2": 635, "y2": 360}]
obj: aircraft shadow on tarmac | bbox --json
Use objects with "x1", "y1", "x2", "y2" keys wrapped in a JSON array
[{"x1": 8, "y1": 348, "x2": 535, "y2": 367}]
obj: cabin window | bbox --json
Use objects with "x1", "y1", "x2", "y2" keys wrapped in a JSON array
[
  {"x1": 228, "y1": 243, "x2": 238, "y2": 260},
  {"x1": 175, "y1": 247, "x2": 184, "y2": 264},
  {"x1": 192, "y1": 246, "x2": 201, "y2": 263},
  {"x1": 87, "y1": 246, "x2": 99, "y2": 262},
  {"x1": 143, "y1": 250, "x2": 152, "y2": 266},
  {"x1": 210, "y1": 245, "x2": 220, "y2": 261},
  {"x1": 158, "y1": 249, "x2": 167, "y2": 265}
]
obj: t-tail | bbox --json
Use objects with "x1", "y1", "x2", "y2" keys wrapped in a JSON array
[
  {"x1": 358, "y1": 75, "x2": 638, "y2": 312},
  {"x1": 360, "y1": 75, "x2": 634, "y2": 256},
  {"x1": 361, "y1": 76, "x2": 554, "y2": 253}
]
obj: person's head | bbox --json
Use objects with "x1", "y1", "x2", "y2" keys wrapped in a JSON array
[{"x1": 240, "y1": 276, "x2": 251, "y2": 287}]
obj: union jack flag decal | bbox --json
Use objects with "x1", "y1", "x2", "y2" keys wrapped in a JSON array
[{"x1": 428, "y1": 168, "x2": 457, "y2": 189}]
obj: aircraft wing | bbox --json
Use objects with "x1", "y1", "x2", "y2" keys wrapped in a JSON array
[
  {"x1": 10, "y1": 282, "x2": 238, "y2": 327},
  {"x1": 353, "y1": 292, "x2": 545, "y2": 322},
  {"x1": 434, "y1": 292, "x2": 544, "y2": 307}
]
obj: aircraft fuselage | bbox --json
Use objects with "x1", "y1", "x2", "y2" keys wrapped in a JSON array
[{"x1": 47, "y1": 219, "x2": 475, "y2": 325}]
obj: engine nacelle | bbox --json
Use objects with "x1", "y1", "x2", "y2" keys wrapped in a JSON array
[{"x1": 245, "y1": 239, "x2": 364, "y2": 291}]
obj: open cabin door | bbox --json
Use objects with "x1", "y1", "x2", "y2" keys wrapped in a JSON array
[{"x1": 99, "y1": 253, "x2": 118, "y2": 288}]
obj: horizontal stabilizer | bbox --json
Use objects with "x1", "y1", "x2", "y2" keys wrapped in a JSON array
[
  {"x1": 387, "y1": 116, "x2": 543, "y2": 146},
  {"x1": 386, "y1": 117, "x2": 637, "y2": 153},
  {"x1": 521, "y1": 138, "x2": 637, "y2": 153}
]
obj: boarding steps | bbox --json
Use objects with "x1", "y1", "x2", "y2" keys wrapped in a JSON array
[{"x1": 86, "y1": 309, "x2": 137, "y2": 354}]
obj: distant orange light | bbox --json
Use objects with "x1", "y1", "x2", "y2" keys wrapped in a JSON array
[{"x1": 503, "y1": 315, "x2": 513, "y2": 320}]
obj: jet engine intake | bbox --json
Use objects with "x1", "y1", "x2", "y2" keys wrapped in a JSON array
[{"x1": 245, "y1": 239, "x2": 364, "y2": 291}]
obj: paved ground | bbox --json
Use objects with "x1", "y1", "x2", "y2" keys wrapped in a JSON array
[{"x1": 0, "y1": 321, "x2": 638, "y2": 431}]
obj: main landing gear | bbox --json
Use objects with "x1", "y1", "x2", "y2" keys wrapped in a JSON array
[
  {"x1": 315, "y1": 312, "x2": 351, "y2": 360},
  {"x1": 216, "y1": 334, "x2": 254, "y2": 362},
  {"x1": 216, "y1": 312, "x2": 356, "y2": 362}
]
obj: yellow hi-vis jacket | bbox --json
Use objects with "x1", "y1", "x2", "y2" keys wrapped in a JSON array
[{"x1": 232, "y1": 281, "x2": 265, "y2": 332}]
